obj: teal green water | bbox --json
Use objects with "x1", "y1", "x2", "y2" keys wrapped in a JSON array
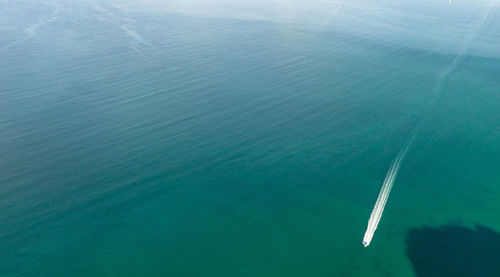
[{"x1": 1, "y1": 1, "x2": 500, "y2": 276}]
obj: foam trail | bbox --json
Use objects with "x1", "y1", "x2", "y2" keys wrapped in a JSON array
[
  {"x1": 362, "y1": 134, "x2": 415, "y2": 247},
  {"x1": 361, "y1": 1, "x2": 497, "y2": 248}
]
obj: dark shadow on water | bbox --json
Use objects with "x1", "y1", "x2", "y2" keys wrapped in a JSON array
[{"x1": 406, "y1": 225, "x2": 500, "y2": 277}]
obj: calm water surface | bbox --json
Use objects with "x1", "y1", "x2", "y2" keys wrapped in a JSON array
[{"x1": 1, "y1": 0, "x2": 500, "y2": 276}]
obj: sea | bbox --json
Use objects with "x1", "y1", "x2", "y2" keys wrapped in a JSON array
[{"x1": 1, "y1": 0, "x2": 500, "y2": 276}]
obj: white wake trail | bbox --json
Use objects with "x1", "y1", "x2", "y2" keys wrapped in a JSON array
[
  {"x1": 361, "y1": 1, "x2": 497, "y2": 248},
  {"x1": 362, "y1": 140, "x2": 412, "y2": 247}
]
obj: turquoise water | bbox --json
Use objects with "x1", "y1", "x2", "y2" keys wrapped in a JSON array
[{"x1": 1, "y1": 1, "x2": 500, "y2": 276}]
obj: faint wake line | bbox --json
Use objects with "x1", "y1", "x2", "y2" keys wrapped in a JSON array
[{"x1": 362, "y1": 2, "x2": 497, "y2": 247}]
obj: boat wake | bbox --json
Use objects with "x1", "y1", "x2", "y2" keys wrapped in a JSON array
[
  {"x1": 361, "y1": 1, "x2": 497, "y2": 247},
  {"x1": 362, "y1": 136, "x2": 413, "y2": 247}
]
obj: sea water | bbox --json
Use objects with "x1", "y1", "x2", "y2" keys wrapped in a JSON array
[{"x1": 1, "y1": 0, "x2": 499, "y2": 276}]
